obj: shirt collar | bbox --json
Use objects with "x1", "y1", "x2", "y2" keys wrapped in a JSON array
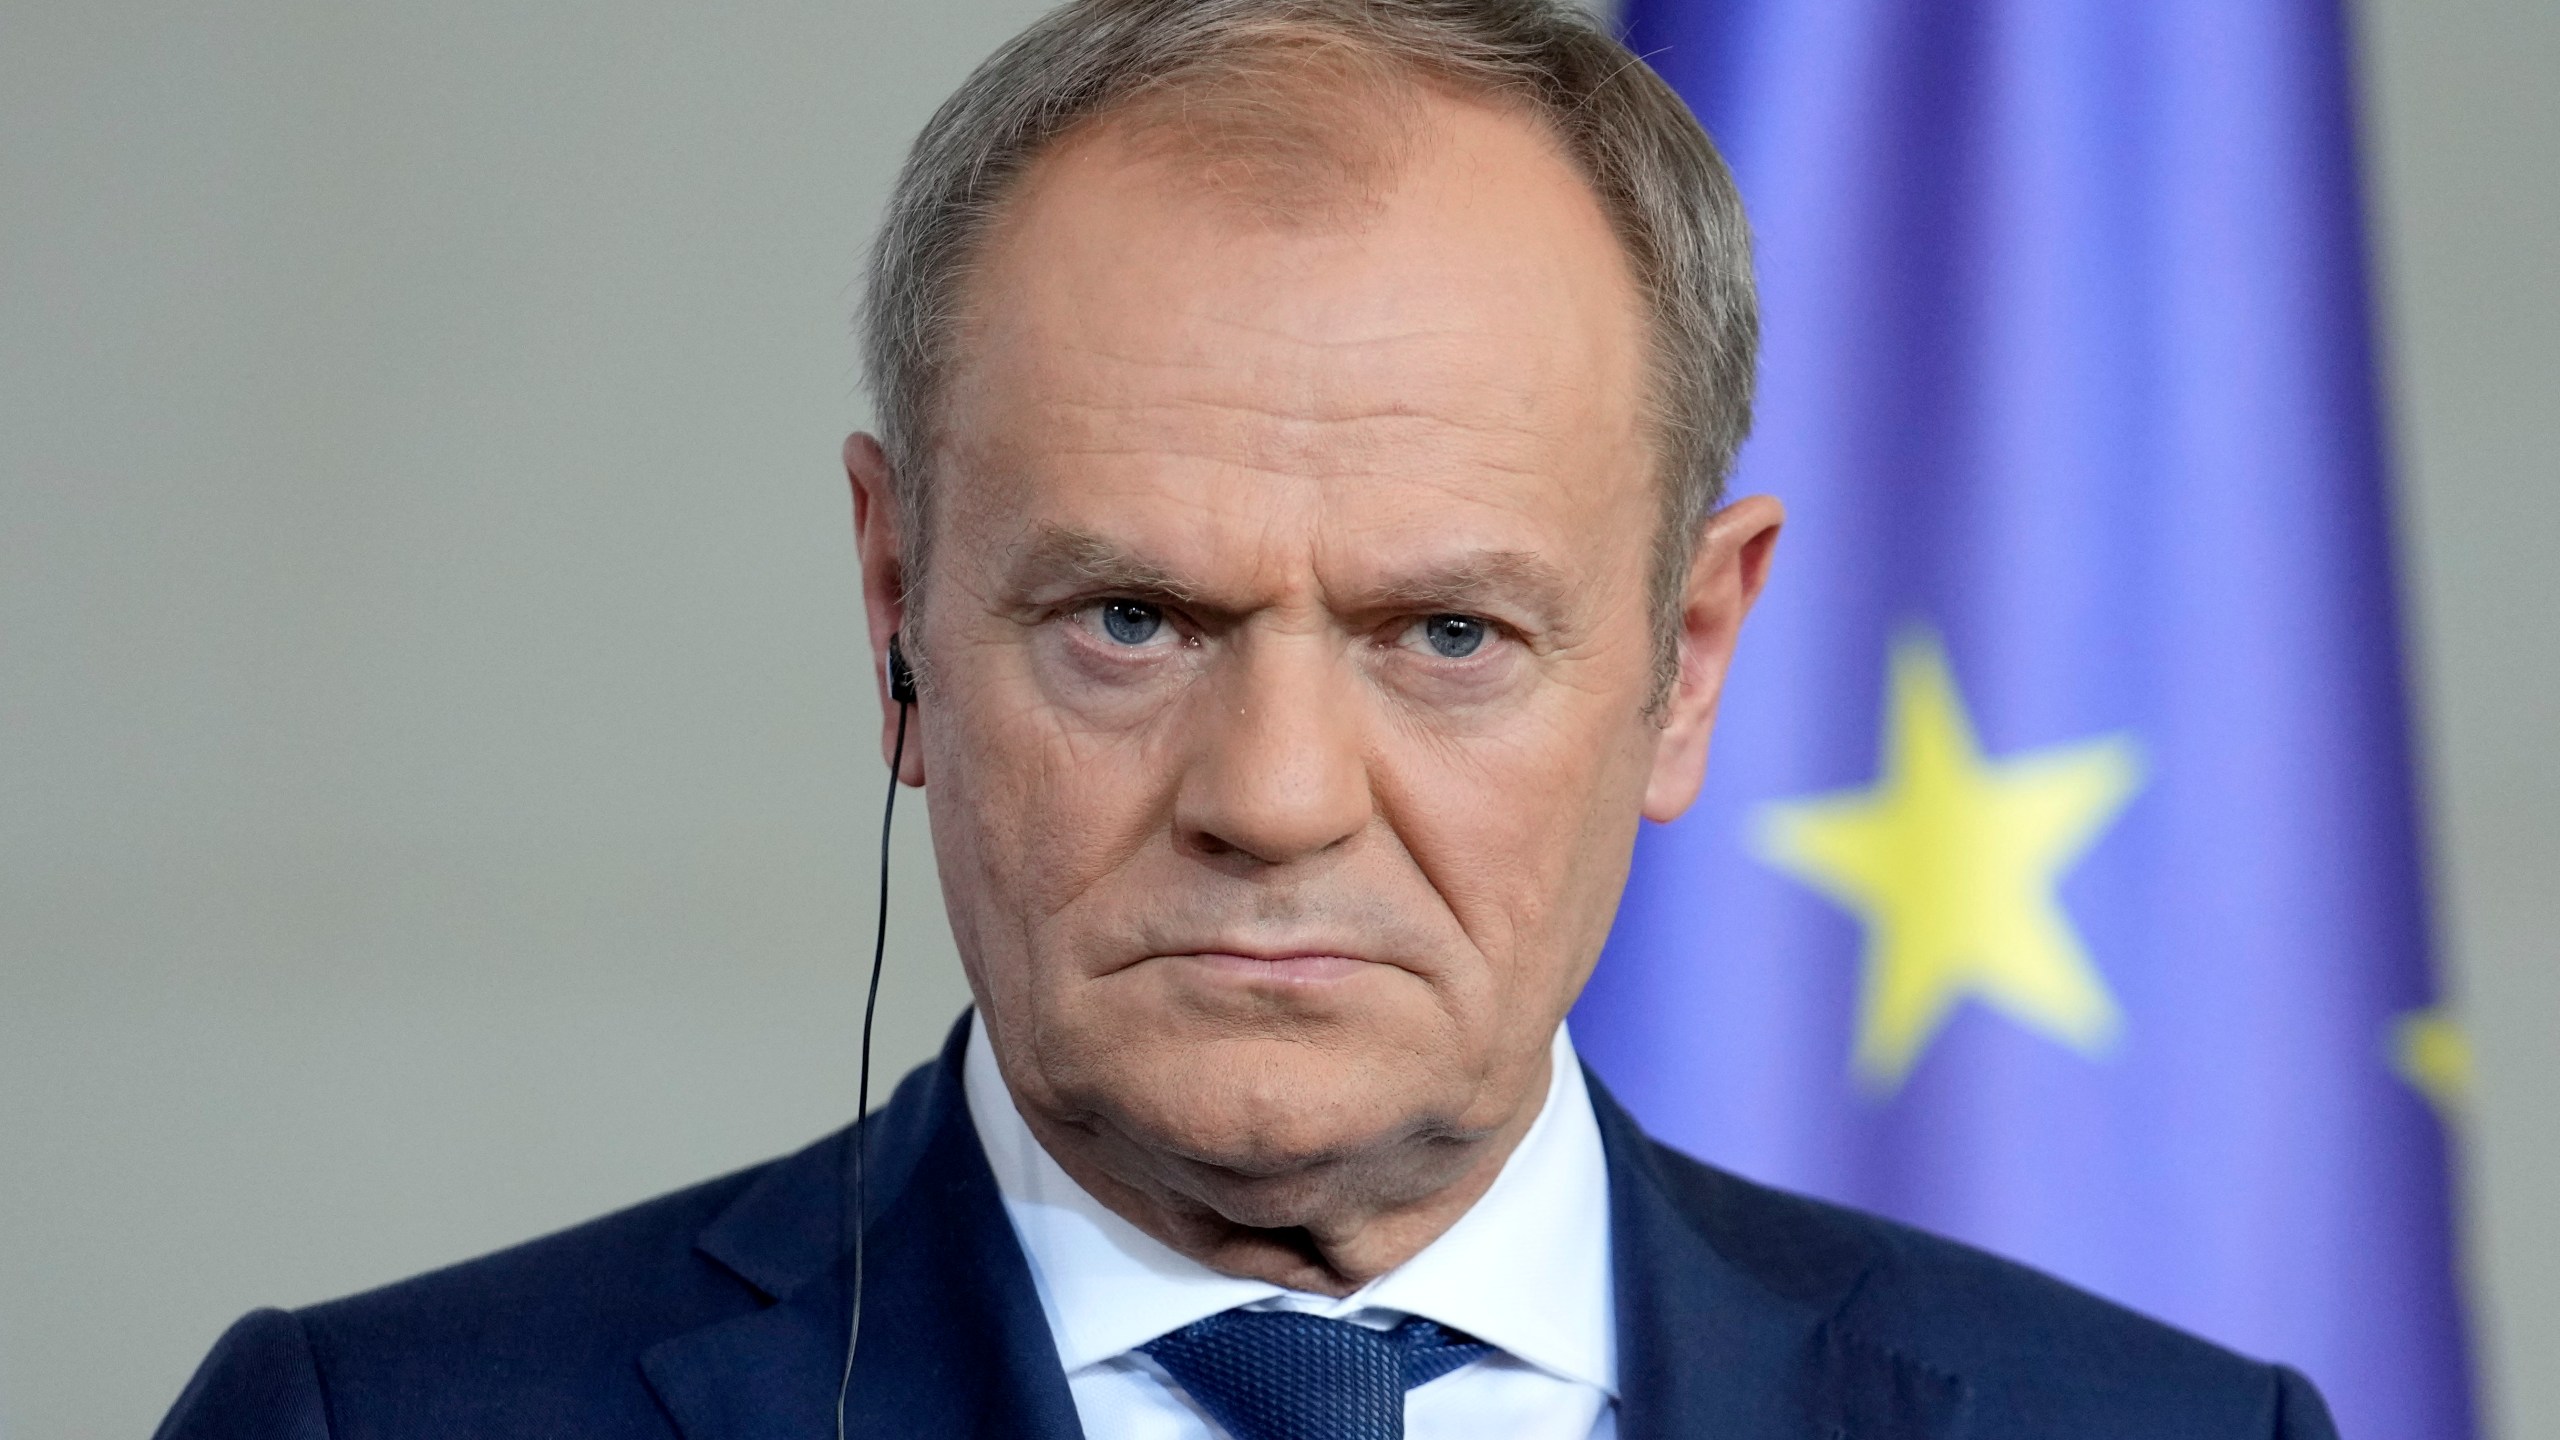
[{"x1": 963, "y1": 1013, "x2": 1617, "y2": 1397}]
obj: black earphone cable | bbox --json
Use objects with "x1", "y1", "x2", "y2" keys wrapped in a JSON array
[{"x1": 836, "y1": 690, "x2": 908, "y2": 1440}]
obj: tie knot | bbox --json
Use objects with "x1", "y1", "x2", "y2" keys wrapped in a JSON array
[{"x1": 1141, "y1": 1308, "x2": 1495, "y2": 1440}]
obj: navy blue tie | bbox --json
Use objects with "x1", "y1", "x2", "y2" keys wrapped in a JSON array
[{"x1": 1141, "y1": 1308, "x2": 1495, "y2": 1440}]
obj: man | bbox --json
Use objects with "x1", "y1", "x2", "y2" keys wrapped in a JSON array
[{"x1": 159, "y1": 1, "x2": 2339, "y2": 1436}]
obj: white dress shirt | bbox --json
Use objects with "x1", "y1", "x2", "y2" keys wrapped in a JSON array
[{"x1": 964, "y1": 1015, "x2": 1619, "y2": 1440}]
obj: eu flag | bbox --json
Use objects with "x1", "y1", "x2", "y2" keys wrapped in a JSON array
[{"x1": 1570, "y1": 3, "x2": 2478, "y2": 1436}]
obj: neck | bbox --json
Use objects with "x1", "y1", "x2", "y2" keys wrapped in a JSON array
[{"x1": 1015, "y1": 1047, "x2": 1554, "y2": 1298}]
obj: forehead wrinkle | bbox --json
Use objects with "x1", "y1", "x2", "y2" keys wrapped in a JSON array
[
  {"x1": 1015, "y1": 364, "x2": 1570, "y2": 475},
  {"x1": 985, "y1": 390, "x2": 1564, "y2": 499},
  {"x1": 1174, "y1": 298, "x2": 1498, "y2": 351},
  {"x1": 1021, "y1": 326, "x2": 1560, "y2": 422},
  {"x1": 1025, "y1": 370, "x2": 1557, "y2": 435},
  {"x1": 1033, "y1": 408, "x2": 1555, "y2": 463},
  {"x1": 1004, "y1": 442, "x2": 1563, "y2": 517}
]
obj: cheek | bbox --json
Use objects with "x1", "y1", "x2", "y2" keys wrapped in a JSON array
[
  {"x1": 1379, "y1": 703, "x2": 1655, "y2": 997},
  {"x1": 931, "y1": 659, "x2": 1177, "y2": 956}
]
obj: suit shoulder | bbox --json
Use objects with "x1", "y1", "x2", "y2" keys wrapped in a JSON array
[
  {"x1": 158, "y1": 1157, "x2": 798, "y2": 1438},
  {"x1": 301, "y1": 1156, "x2": 773, "y2": 1347},
  {"x1": 1637, "y1": 1140, "x2": 2328, "y2": 1434},
  {"x1": 156, "y1": 1308, "x2": 329, "y2": 1440},
  {"x1": 258, "y1": 1154, "x2": 792, "y2": 1435}
]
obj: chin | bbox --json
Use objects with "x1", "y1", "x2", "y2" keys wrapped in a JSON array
[
  {"x1": 1084, "y1": 1024, "x2": 1477, "y2": 1187},
  {"x1": 1008, "y1": 947, "x2": 1508, "y2": 1206}
]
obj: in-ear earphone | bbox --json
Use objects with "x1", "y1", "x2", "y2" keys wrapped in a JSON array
[
  {"x1": 838, "y1": 631, "x2": 912, "y2": 1440},
  {"x1": 887, "y1": 633, "x2": 917, "y2": 706}
]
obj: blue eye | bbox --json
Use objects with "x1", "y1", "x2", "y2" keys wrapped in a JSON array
[
  {"x1": 1420, "y1": 614, "x2": 1487, "y2": 658},
  {"x1": 1099, "y1": 599, "x2": 1165, "y2": 646}
]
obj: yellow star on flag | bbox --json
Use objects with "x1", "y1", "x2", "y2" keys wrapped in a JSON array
[
  {"x1": 1754, "y1": 627, "x2": 2145, "y2": 1092},
  {"x1": 2390, "y1": 1005, "x2": 2473, "y2": 1122}
]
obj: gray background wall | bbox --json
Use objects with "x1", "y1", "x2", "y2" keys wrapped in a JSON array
[{"x1": 0, "y1": 2, "x2": 2549, "y2": 1435}]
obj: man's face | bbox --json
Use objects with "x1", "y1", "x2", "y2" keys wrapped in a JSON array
[{"x1": 856, "y1": 90, "x2": 1769, "y2": 1229}]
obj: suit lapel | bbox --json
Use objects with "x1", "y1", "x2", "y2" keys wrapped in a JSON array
[
  {"x1": 642, "y1": 1017, "x2": 1083, "y2": 1440},
  {"x1": 1594, "y1": 1077, "x2": 1968, "y2": 1440}
]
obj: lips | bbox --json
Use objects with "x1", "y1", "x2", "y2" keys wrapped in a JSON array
[
  {"x1": 1161, "y1": 950, "x2": 1377, "y2": 984},
  {"x1": 1118, "y1": 909, "x2": 1440, "y2": 982}
]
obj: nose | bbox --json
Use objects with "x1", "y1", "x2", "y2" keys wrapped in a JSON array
[{"x1": 1173, "y1": 632, "x2": 1371, "y2": 868}]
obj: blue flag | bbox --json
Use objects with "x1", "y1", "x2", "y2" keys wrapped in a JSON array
[{"x1": 1572, "y1": 3, "x2": 2477, "y2": 1436}]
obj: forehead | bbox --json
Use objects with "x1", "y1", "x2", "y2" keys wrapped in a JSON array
[{"x1": 934, "y1": 82, "x2": 1656, "y2": 590}]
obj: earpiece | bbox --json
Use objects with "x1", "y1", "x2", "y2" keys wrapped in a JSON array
[
  {"x1": 887, "y1": 634, "x2": 917, "y2": 706},
  {"x1": 840, "y1": 633, "x2": 914, "y2": 1439}
]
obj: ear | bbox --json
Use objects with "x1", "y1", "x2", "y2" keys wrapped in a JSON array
[
  {"x1": 846, "y1": 432, "x2": 927, "y2": 787},
  {"x1": 1643, "y1": 494, "x2": 1783, "y2": 821}
]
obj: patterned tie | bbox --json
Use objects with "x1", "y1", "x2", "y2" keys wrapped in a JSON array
[{"x1": 1140, "y1": 1308, "x2": 1496, "y2": 1440}]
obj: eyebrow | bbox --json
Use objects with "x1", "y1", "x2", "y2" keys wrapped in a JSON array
[
  {"x1": 1362, "y1": 549, "x2": 1576, "y2": 630},
  {"x1": 1001, "y1": 522, "x2": 1579, "y2": 634},
  {"x1": 1004, "y1": 525, "x2": 1213, "y2": 610}
]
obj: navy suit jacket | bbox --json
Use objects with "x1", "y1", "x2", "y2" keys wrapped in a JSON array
[{"x1": 160, "y1": 1016, "x2": 2337, "y2": 1439}]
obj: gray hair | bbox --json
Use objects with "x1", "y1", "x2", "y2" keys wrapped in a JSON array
[{"x1": 860, "y1": 0, "x2": 1755, "y2": 698}]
